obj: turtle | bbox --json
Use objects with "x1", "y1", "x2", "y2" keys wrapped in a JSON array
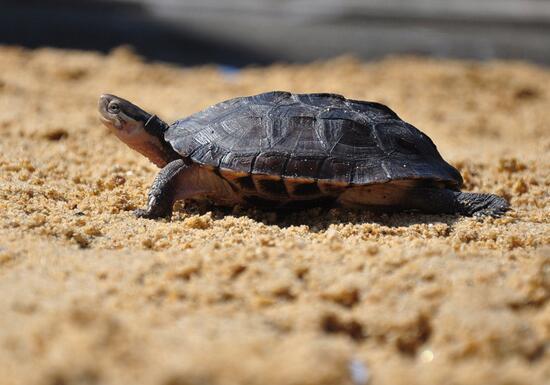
[{"x1": 98, "y1": 91, "x2": 509, "y2": 219}]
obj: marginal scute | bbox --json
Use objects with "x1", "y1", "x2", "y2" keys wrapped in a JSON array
[
  {"x1": 219, "y1": 169, "x2": 256, "y2": 192},
  {"x1": 219, "y1": 168, "x2": 248, "y2": 179},
  {"x1": 252, "y1": 175, "x2": 288, "y2": 198},
  {"x1": 287, "y1": 180, "x2": 322, "y2": 197},
  {"x1": 219, "y1": 152, "x2": 259, "y2": 174},
  {"x1": 232, "y1": 175, "x2": 256, "y2": 192},
  {"x1": 252, "y1": 152, "x2": 288, "y2": 175},
  {"x1": 318, "y1": 180, "x2": 349, "y2": 194},
  {"x1": 353, "y1": 160, "x2": 390, "y2": 185},
  {"x1": 284, "y1": 156, "x2": 323, "y2": 179},
  {"x1": 318, "y1": 158, "x2": 354, "y2": 183}
]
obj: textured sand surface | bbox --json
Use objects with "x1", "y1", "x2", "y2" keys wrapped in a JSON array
[{"x1": 0, "y1": 46, "x2": 548, "y2": 385}]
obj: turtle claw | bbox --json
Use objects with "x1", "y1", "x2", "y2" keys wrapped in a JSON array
[
  {"x1": 134, "y1": 207, "x2": 172, "y2": 220},
  {"x1": 455, "y1": 192, "x2": 510, "y2": 218},
  {"x1": 134, "y1": 208, "x2": 152, "y2": 219},
  {"x1": 132, "y1": 159, "x2": 187, "y2": 221},
  {"x1": 473, "y1": 196, "x2": 509, "y2": 218},
  {"x1": 472, "y1": 200, "x2": 509, "y2": 218}
]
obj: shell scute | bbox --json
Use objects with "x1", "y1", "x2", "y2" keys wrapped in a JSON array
[
  {"x1": 219, "y1": 152, "x2": 259, "y2": 174},
  {"x1": 284, "y1": 156, "x2": 324, "y2": 179},
  {"x1": 317, "y1": 158, "x2": 354, "y2": 183},
  {"x1": 189, "y1": 144, "x2": 227, "y2": 168},
  {"x1": 353, "y1": 160, "x2": 390, "y2": 185},
  {"x1": 296, "y1": 93, "x2": 346, "y2": 108},
  {"x1": 346, "y1": 99, "x2": 400, "y2": 120},
  {"x1": 251, "y1": 91, "x2": 292, "y2": 105},
  {"x1": 252, "y1": 152, "x2": 289, "y2": 175}
]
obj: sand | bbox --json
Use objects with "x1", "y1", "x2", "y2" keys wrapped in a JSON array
[{"x1": 0, "y1": 46, "x2": 548, "y2": 385}]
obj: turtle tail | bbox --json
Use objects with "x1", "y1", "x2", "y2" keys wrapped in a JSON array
[{"x1": 453, "y1": 192, "x2": 510, "y2": 217}]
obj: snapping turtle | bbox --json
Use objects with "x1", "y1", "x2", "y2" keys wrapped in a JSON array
[{"x1": 98, "y1": 91, "x2": 508, "y2": 219}]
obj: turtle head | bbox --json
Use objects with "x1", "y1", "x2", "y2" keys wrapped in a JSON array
[{"x1": 98, "y1": 94, "x2": 176, "y2": 167}]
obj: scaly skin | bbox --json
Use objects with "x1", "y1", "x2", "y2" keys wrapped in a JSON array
[
  {"x1": 453, "y1": 191, "x2": 510, "y2": 217},
  {"x1": 98, "y1": 94, "x2": 178, "y2": 167},
  {"x1": 400, "y1": 187, "x2": 510, "y2": 217},
  {"x1": 134, "y1": 159, "x2": 190, "y2": 219}
]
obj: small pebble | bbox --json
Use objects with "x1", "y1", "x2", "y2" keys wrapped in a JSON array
[{"x1": 348, "y1": 358, "x2": 369, "y2": 385}]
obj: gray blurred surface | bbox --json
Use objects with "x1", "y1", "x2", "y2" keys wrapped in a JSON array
[{"x1": 1, "y1": 0, "x2": 549, "y2": 65}]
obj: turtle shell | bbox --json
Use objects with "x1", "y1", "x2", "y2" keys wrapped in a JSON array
[{"x1": 165, "y1": 91, "x2": 462, "y2": 188}]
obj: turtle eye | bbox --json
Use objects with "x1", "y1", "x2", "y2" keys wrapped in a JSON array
[{"x1": 108, "y1": 102, "x2": 120, "y2": 113}]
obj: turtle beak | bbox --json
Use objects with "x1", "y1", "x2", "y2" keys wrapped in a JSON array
[{"x1": 98, "y1": 94, "x2": 111, "y2": 114}]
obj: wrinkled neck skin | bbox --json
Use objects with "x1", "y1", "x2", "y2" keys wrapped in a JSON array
[
  {"x1": 99, "y1": 94, "x2": 181, "y2": 168},
  {"x1": 113, "y1": 115, "x2": 179, "y2": 168},
  {"x1": 143, "y1": 115, "x2": 180, "y2": 167}
]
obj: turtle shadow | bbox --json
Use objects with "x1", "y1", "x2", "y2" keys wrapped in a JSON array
[{"x1": 178, "y1": 202, "x2": 461, "y2": 232}]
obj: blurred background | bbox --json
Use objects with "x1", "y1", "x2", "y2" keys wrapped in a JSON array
[{"x1": 1, "y1": 0, "x2": 550, "y2": 66}]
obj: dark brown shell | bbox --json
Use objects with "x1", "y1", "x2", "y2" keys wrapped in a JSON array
[{"x1": 165, "y1": 91, "x2": 462, "y2": 188}]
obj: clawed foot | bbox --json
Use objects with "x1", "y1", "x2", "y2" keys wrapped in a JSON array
[
  {"x1": 134, "y1": 208, "x2": 156, "y2": 219},
  {"x1": 133, "y1": 197, "x2": 173, "y2": 219},
  {"x1": 134, "y1": 208, "x2": 172, "y2": 219},
  {"x1": 132, "y1": 159, "x2": 187, "y2": 221},
  {"x1": 472, "y1": 197, "x2": 509, "y2": 217},
  {"x1": 456, "y1": 192, "x2": 510, "y2": 218}
]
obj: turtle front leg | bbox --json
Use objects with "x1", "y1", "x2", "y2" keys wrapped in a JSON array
[{"x1": 135, "y1": 159, "x2": 190, "y2": 219}]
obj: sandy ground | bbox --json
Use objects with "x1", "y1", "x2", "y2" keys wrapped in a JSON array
[{"x1": 0, "y1": 46, "x2": 548, "y2": 385}]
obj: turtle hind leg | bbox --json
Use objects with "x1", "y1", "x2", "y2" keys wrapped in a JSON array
[
  {"x1": 453, "y1": 191, "x2": 509, "y2": 217},
  {"x1": 135, "y1": 159, "x2": 190, "y2": 219},
  {"x1": 383, "y1": 186, "x2": 509, "y2": 217}
]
